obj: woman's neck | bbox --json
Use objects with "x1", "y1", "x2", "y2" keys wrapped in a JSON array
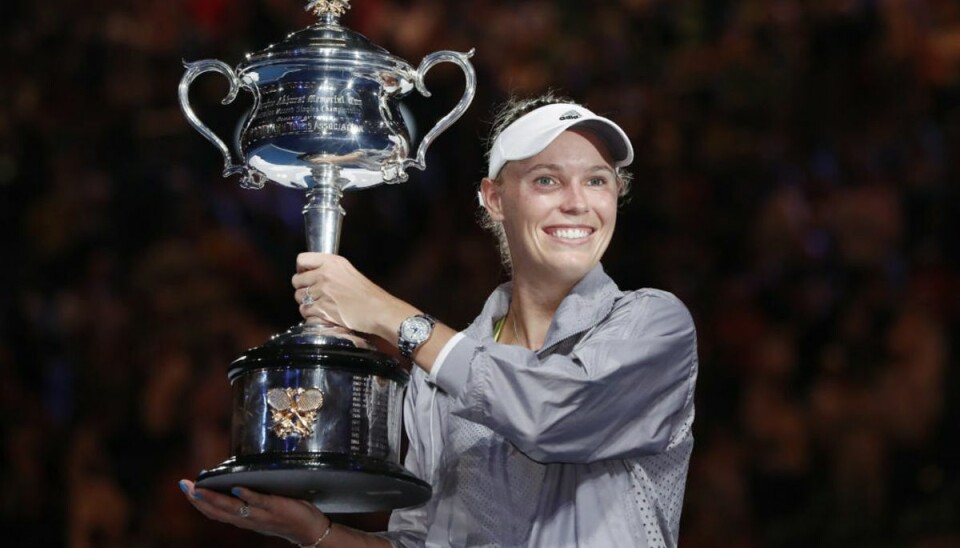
[{"x1": 504, "y1": 274, "x2": 577, "y2": 350}]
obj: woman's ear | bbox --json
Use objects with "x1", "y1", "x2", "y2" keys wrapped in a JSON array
[{"x1": 480, "y1": 177, "x2": 505, "y2": 222}]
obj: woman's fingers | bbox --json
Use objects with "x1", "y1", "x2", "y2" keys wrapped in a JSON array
[
  {"x1": 231, "y1": 486, "x2": 273, "y2": 512},
  {"x1": 295, "y1": 251, "x2": 330, "y2": 273},
  {"x1": 180, "y1": 480, "x2": 252, "y2": 525},
  {"x1": 291, "y1": 253, "x2": 327, "y2": 292},
  {"x1": 180, "y1": 479, "x2": 327, "y2": 544}
]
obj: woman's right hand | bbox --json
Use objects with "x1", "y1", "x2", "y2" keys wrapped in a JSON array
[{"x1": 179, "y1": 480, "x2": 329, "y2": 546}]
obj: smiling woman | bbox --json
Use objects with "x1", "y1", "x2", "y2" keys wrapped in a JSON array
[
  {"x1": 481, "y1": 129, "x2": 621, "y2": 294},
  {"x1": 181, "y1": 93, "x2": 699, "y2": 548},
  {"x1": 479, "y1": 93, "x2": 635, "y2": 275}
]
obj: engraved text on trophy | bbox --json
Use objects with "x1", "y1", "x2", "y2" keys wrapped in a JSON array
[{"x1": 244, "y1": 82, "x2": 365, "y2": 147}]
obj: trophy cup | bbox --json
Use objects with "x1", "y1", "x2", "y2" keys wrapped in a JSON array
[{"x1": 178, "y1": 0, "x2": 475, "y2": 512}]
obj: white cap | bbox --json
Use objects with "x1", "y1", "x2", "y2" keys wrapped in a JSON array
[{"x1": 487, "y1": 103, "x2": 634, "y2": 179}]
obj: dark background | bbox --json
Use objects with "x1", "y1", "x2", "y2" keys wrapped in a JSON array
[{"x1": 2, "y1": 1, "x2": 958, "y2": 546}]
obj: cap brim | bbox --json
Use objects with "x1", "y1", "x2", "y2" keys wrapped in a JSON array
[
  {"x1": 566, "y1": 118, "x2": 633, "y2": 167},
  {"x1": 488, "y1": 105, "x2": 634, "y2": 178}
]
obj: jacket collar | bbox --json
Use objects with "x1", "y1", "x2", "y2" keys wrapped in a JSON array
[{"x1": 467, "y1": 264, "x2": 623, "y2": 353}]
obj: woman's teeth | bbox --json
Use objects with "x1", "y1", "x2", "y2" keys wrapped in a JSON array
[{"x1": 551, "y1": 228, "x2": 590, "y2": 239}]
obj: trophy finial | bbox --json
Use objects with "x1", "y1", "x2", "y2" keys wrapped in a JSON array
[{"x1": 306, "y1": 0, "x2": 351, "y2": 18}]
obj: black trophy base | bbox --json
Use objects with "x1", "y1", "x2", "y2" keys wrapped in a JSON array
[{"x1": 196, "y1": 453, "x2": 431, "y2": 513}]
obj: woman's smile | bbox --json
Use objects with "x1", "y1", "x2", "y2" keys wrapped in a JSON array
[{"x1": 543, "y1": 225, "x2": 595, "y2": 241}]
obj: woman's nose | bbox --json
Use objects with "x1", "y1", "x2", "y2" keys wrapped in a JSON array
[{"x1": 560, "y1": 183, "x2": 588, "y2": 214}]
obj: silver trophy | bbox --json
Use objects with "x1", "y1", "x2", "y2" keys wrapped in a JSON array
[{"x1": 178, "y1": 0, "x2": 475, "y2": 512}]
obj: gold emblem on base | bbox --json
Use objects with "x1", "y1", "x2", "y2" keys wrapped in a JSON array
[{"x1": 267, "y1": 387, "x2": 325, "y2": 439}]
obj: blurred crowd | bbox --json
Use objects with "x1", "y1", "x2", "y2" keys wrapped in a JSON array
[{"x1": 2, "y1": 0, "x2": 959, "y2": 546}]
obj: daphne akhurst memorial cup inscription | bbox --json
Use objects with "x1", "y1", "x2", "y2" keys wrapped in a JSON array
[{"x1": 245, "y1": 84, "x2": 368, "y2": 144}]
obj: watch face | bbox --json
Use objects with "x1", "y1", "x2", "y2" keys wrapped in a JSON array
[{"x1": 401, "y1": 316, "x2": 431, "y2": 344}]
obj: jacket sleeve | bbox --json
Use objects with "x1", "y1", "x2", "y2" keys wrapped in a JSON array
[{"x1": 433, "y1": 289, "x2": 698, "y2": 463}]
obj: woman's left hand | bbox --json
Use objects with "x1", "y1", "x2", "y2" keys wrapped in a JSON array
[
  {"x1": 292, "y1": 252, "x2": 414, "y2": 339},
  {"x1": 180, "y1": 480, "x2": 329, "y2": 545}
]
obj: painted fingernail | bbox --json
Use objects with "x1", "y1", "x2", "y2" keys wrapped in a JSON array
[
  {"x1": 231, "y1": 487, "x2": 242, "y2": 497},
  {"x1": 179, "y1": 481, "x2": 188, "y2": 494},
  {"x1": 191, "y1": 491, "x2": 204, "y2": 500}
]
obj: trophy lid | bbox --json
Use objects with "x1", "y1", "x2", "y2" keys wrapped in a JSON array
[{"x1": 237, "y1": 3, "x2": 414, "y2": 90}]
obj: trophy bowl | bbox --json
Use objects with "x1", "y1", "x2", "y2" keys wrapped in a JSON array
[
  {"x1": 179, "y1": 3, "x2": 475, "y2": 192},
  {"x1": 178, "y1": 0, "x2": 475, "y2": 512}
]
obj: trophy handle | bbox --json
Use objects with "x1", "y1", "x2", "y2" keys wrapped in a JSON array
[
  {"x1": 179, "y1": 60, "x2": 264, "y2": 189},
  {"x1": 405, "y1": 49, "x2": 477, "y2": 171}
]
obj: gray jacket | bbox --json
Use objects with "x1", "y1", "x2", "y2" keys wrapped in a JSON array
[{"x1": 381, "y1": 265, "x2": 698, "y2": 547}]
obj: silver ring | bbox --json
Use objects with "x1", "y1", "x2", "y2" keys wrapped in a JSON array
[
  {"x1": 302, "y1": 287, "x2": 315, "y2": 306},
  {"x1": 238, "y1": 503, "x2": 250, "y2": 518}
]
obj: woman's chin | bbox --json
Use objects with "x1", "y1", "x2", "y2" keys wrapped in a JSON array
[{"x1": 522, "y1": 257, "x2": 599, "y2": 284}]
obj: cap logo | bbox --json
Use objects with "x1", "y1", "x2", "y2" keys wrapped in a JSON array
[{"x1": 559, "y1": 110, "x2": 582, "y2": 121}]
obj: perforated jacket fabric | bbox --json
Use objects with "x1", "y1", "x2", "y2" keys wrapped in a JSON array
[{"x1": 379, "y1": 265, "x2": 698, "y2": 547}]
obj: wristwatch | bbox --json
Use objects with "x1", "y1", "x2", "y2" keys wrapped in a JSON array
[{"x1": 398, "y1": 314, "x2": 436, "y2": 359}]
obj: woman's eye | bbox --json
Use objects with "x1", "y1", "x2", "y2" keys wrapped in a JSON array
[
  {"x1": 535, "y1": 176, "x2": 556, "y2": 186},
  {"x1": 587, "y1": 177, "x2": 608, "y2": 186}
]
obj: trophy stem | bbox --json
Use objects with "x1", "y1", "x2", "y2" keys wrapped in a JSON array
[{"x1": 303, "y1": 166, "x2": 347, "y2": 254}]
